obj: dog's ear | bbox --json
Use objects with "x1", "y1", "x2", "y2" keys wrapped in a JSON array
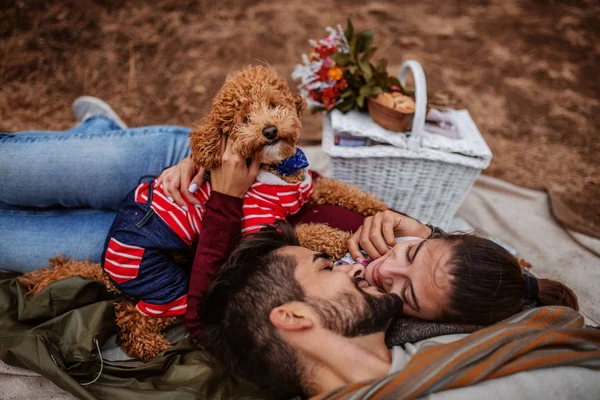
[
  {"x1": 293, "y1": 94, "x2": 307, "y2": 118},
  {"x1": 189, "y1": 115, "x2": 224, "y2": 170}
]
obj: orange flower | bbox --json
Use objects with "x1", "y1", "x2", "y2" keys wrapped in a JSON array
[{"x1": 328, "y1": 66, "x2": 343, "y2": 81}]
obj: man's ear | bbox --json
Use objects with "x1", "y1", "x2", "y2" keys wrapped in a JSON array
[
  {"x1": 189, "y1": 114, "x2": 226, "y2": 170},
  {"x1": 270, "y1": 302, "x2": 313, "y2": 331},
  {"x1": 293, "y1": 94, "x2": 307, "y2": 118}
]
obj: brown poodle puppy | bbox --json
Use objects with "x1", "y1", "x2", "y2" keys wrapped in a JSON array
[{"x1": 18, "y1": 66, "x2": 387, "y2": 361}]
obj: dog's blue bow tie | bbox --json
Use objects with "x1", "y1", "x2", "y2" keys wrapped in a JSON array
[{"x1": 275, "y1": 148, "x2": 309, "y2": 176}]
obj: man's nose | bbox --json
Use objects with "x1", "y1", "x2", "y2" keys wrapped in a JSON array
[
  {"x1": 347, "y1": 263, "x2": 365, "y2": 279},
  {"x1": 335, "y1": 262, "x2": 366, "y2": 279}
]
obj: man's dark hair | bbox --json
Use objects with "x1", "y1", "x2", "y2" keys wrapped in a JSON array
[{"x1": 197, "y1": 222, "x2": 305, "y2": 396}]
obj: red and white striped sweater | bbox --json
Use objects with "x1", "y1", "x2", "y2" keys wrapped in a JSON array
[{"x1": 133, "y1": 169, "x2": 314, "y2": 245}]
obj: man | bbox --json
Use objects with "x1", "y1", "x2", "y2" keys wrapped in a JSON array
[
  {"x1": 198, "y1": 223, "x2": 600, "y2": 398},
  {"x1": 198, "y1": 222, "x2": 401, "y2": 396}
]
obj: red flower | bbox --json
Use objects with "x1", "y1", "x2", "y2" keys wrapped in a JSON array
[
  {"x1": 316, "y1": 44, "x2": 337, "y2": 59},
  {"x1": 335, "y1": 78, "x2": 348, "y2": 90},
  {"x1": 321, "y1": 87, "x2": 337, "y2": 109},
  {"x1": 316, "y1": 65, "x2": 330, "y2": 81}
]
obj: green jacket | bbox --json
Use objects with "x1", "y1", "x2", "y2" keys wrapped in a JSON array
[{"x1": 0, "y1": 273, "x2": 277, "y2": 400}]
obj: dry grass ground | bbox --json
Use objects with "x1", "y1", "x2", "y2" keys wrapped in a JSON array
[{"x1": 1, "y1": 0, "x2": 598, "y2": 229}]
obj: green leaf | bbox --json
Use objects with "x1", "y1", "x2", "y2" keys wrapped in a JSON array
[
  {"x1": 336, "y1": 99, "x2": 354, "y2": 113},
  {"x1": 340, "y1": 89, "x2": 354, "y2": 98},
  {"x1": 359, "y1": 85, "x2": 383, "y2": 97},
  {"x1": 357, "y1": 95, "x2": 365, "y2": 108},
  {"x1": 358, "y1": 59, "x2": 373, "y2": 81},
  {"x1": 345, "y1": 18, "x2": 354, "y2": 40},
  {"x1": 349, "y1": 35, "x2": 358, "y2": 57},
  {"x1": 361, "y1": 47, "x2": 377, "y2": 63},
  {"x1": 388, "y1": 76, "x2": 401, "y2": 88},
  {"x1": 355, "y1": 30, "x2": 374, "y2": 54},
  {"x1": 331, "y1": 53, "x2": 351, "y2": 66},
  {"x1": 348, "y1": 65, "x2": 359, "y2": 74}
]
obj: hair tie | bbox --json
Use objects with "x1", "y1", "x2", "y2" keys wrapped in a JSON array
[{"x1": 523, "y1": 272, "x2": 539, "y2": 300}]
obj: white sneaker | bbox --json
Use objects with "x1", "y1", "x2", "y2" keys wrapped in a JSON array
[{"x1": 72, "y1": 96, "x2": 128, "y2": 129}]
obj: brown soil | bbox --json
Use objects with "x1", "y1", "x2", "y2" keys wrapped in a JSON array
[{"x1": 1, "y1": 0, "x2": 598, "y2": 230}]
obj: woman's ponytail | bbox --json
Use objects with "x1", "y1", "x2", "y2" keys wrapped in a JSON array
[
  {"x1": 442, "y1": 234, "x2": 580, "y2": 326},
  {"x1": 537, "y1": 278, "x2": 579, "y2": 310}
]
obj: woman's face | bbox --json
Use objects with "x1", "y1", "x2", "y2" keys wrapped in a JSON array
[{"x1": 335, "y1": 239, "x2": 454, "y2": 320}]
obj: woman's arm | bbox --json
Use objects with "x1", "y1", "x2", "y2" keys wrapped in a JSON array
[
  {"x1": 184, "y1": 192, "x2": 244, "y2": 337},
  {"x1": 183, "y1": 138, "x2": 259, "y2": 337}
]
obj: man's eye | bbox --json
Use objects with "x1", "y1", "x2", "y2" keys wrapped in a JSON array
[
  {"x1": 322, "y1": 265, "x2": 333, "y2": 271},
  {"x1": 405, "y1": 245, "x2": 413, "y2": 263}
]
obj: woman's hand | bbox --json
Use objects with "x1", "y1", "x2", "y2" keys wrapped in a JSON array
[
  {"x1": 211, "y1": 138, "x2": 260, "y2": 198},
  {"x1": 347, "y1": 210, "x2": 432, "y2": 260},
  {"x1": 158, "y1": 155, "x2": 205, "y2": 207}
]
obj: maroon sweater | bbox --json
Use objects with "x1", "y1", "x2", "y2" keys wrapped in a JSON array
[{"x1": 184, "y1": 190, "x2": 366, "y2": 337}]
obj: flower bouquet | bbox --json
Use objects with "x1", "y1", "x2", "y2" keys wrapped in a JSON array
[
  {"x1": 293, "y1": 20, "x2": 455, "y2": 131},
  {"x1": 292, "y1": 19, "x2": 405, "y2": 113}
]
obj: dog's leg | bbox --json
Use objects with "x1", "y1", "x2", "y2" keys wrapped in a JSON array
[
  {"x1": 17, "y1": 256, "x2": 118, "y2": 296},
  {"x1": 114, "y1": 301, "x2": 177, "y2": 362},
  {"x1": 311, "y1": 177, "x2": 387, "y2": 216},
  {"x1": 296, "y1": 223, "x2": 351, "y2": 260}
]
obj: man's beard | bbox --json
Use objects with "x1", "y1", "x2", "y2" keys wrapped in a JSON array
[{"x1": 307, "y1": 278, "x2": 403, "y2": 337}]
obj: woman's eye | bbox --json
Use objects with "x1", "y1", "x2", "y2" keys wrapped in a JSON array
[
  {"x1": 269, "y1": 103, "x2": 277, "y2": 109},
  {"x1": 322, "y1": 265, "x2": 333, "y2": 271},
  {"x1": 405, "y1": 245, "x2": 414, "y2": 263}
]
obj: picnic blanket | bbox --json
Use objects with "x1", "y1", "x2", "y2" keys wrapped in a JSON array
[
  {"x1": 2, "y1": 269, "x2": 599, "y2": 400},
  {"x1": 0, "y1": 272, "x2": 275, "y2": 400},
  {"x1": 315, "y1": 306, "x2": 600, "y2": 400}
]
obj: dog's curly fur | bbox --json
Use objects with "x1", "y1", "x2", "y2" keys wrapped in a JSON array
[
  {"x1": 18, "y1": 65, "x2": 387, "y2": 361},
  {"x1": 190, "y1": 66, "x2": 306, "y2": 170}
]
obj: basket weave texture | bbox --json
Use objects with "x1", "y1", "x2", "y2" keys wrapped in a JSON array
[{"x1": 321, "y1": 61, "x2": 492, "y2": 229}]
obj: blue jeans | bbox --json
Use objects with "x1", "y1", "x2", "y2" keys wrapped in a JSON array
[{"x1": 0, "y1": 115, "x2": 191, "y2": 272}]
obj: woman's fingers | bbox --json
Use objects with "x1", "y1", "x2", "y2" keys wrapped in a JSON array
[
  {"x1": 159, "y1": 155, "x2": 201, "y2": 209},
  {"x1": 188, "y1": 167, "x2": 205, "y2": 192},
  {"x1": 181, "y1": 164, "x2": 203, "y2": 206},
  {"x1": 347, "y1": 226, "x2": 364, "y2": 260},
  {"x1": 359, "y1": 217, "x2": 383, "y2": 259},
  {"x1": 369, "y1": 213, "x2": 393, "y2": 255},
  {"x1": 382, "y1": 218, "x2": 397, "y2": 247},
  {"x1": 160, "y1": 167, "x2": 180, "y2": 204}
]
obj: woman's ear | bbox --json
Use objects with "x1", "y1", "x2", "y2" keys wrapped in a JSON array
[
  {"x1": 293, "y1": 94, "x2": 307, "y2": 118},
  {"x1": 189, "y1": 115, "x2": 225, "y2": 170},
  {"x1": 270, "y1": 302, "x2": 313, "y2": 331}
]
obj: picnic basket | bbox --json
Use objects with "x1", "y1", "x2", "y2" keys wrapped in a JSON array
[{"x1": 322, "y1": 60, "x2": 492, "y2": 229}]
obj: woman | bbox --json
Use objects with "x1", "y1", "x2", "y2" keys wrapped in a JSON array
[{"x1": 334, "y1": 211, "x2": 579, "y2": 325}]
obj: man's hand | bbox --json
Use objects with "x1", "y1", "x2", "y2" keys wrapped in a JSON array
[
  {"x1": 347, "y1": 210, "x2": 432, "y2": 260},
  {"x1": 158, "y1": 155, "x2": 205, "y2": 208},
  {"x1": 211, "y1": 138, "x2": 260, "y2": 198}
]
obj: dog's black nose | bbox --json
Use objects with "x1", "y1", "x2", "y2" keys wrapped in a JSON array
[{"x1": 262, "y1": 125, "x2": 278, "y2": 140}]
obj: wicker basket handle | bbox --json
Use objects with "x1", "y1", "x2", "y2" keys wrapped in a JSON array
[{"x1": 399, "y1": 60, "x2": 427, "y2": 148}]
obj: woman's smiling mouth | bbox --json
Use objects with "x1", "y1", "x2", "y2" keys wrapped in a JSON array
[{"x1": 366, "y1": 258, "x2": 385, "y2": 288}]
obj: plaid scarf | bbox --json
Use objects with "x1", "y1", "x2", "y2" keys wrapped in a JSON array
[{"x1": 315, "y1": 306, "x2": 600, "y2": 400}]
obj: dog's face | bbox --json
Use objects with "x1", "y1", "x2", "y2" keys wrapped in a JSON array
[{"x1": 190, "y1": 66, "x2": 307, "y2": 170}]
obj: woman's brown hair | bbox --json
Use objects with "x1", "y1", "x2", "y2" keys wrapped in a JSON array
[{"x1": 440, "y1": 234, "x2": 579, "y2": 326}]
